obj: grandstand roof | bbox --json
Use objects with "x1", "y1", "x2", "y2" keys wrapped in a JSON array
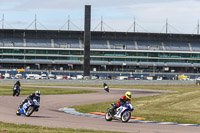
[{"x1": 0, "y1": 29, "x2": 200, "y2": 42}]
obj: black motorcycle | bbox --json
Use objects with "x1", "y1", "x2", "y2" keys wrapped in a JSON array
[
  {"x1": 13, "y1": 85, "x2": 21, "y2": 96},
  {"x1": 103, "y1": 83, "x2": 109, "y2": 92}
]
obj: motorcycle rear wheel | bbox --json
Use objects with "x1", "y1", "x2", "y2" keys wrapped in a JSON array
[{"x1": 105, "y1": 112, "x2": 112, "y2": 121}]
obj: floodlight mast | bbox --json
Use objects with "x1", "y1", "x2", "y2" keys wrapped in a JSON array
[
  {"x1": 166, "y1": 18, "x2": 168, "y2": 33},
  {"x1": 101, "y1": 16, "x2": 103, "y2": 31},
  {"x1": 197, "y1": 20, "x2": 199, "y2": 34},
  {"x1": 2, "y1": 14, "x2": 4, "y2": 29},
  {"x1": 35, "y1": 14, "x2": 37, "y2": 30},
  {"x1": 134, "y1": 17, "x2": 136, "y2": 32},
  {"x1": 68, "y1": 15, "x2": 70, "y2": 31},
  {"x1": 83, "y1": 5, "x2": 91, "y2": 77}
]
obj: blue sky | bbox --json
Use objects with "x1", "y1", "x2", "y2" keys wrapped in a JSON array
[{"x1": 0, "y1": 0, "x2": 200, "y2": 34}]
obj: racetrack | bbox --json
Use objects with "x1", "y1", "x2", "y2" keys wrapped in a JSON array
[{"x1": 0, "y1": 86, "x2": 199, "y2": 133}]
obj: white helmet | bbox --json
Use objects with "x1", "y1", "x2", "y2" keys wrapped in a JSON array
[{"x1": 35, "y1": 90, "x2": 40, "y2": 97}]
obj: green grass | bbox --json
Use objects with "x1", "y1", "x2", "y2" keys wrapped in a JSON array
[
  {"x1": 0, "y1": 86, "x2": 98, "y2": 96},
  {"x1": 72, "y1": 85, "x2": 200, "y2": 124},
  {"x1": 0, "y1": 121, "x2": 125, "y2": 133}
]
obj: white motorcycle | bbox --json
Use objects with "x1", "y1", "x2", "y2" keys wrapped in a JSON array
[{"x1": 105, "y1": 102, "x2": 134, "y2": 122}]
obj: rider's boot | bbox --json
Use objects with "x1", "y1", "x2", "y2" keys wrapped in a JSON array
[
  {"x1": 110, "y1": 107, "x2": 117, "y2": 117},
  {"x1": 19, "y1": 103, "x2": 23, "y2": 109},
  {"x1": 19, "y1": 99, "x2": 27, "y2": 109},
  {"x1": 110, "y1": 109, "x2": 114, "y2": 117}
]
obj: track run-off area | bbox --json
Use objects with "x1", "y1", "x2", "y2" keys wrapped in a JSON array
[{"x1": 0, "y1": 85, "x2": 200, "y2": 133}]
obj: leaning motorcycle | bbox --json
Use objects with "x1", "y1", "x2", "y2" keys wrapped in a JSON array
[
  {"x1": 13, "y1": 86, "x2": 21, "y2": 96},
  {"x1": 16, "y1": 98, "x2": 40, "y2": 117},
  {"x1": 104, "y1": 85, "x2": 109, "y2": 92},
  {"x1": 105, "y1": 102, "x2": 134, "y2": 122}
]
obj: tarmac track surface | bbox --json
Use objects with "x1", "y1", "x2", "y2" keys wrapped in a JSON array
[{"x1": 0, "y1": 85, "x2": 200, "y2": 133}]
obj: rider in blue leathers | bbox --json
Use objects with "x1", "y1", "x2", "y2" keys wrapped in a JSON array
[{"x1": 19, "y1": 90, "x2": 40, "y2": 111}]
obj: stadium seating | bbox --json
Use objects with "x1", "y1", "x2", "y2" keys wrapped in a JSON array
[
  {"x1": 190, "y1": 43, "x2": 200, "y2": 51},
  {"x1": 0, "y1": 37, "x2": 193, "y2": 52},
  {"x1": 54, "y1": 39, "x2": 80, "y2": 48},
  {"x1": 0, "y1": 38, "x2": 24, "y2": 47},
  {"x1": 91, "y1": 40, "x2": 108, "y2": 49},
  {"x1": 164, "y1": 42, "x2": 189, "y2": 51},
  {"x1": 26, "y1": 38, "x2": 51, "y2": 48},
  {"x1": 109, "y1": 40, "x2": 135, "y2": 50},
  {"x1": 137, "y1": 41, "x2": 162, "y2": 50}
]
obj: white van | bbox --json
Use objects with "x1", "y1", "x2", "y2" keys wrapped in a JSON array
[
  {"x1": 56, "y1": 75, "x2": 63, "y2": 80},
  {"x1": 116, "y1": 76, "x2": 128, "y2": 80},
  {"x1": 77, "y1": 75, "x2": 83, "y2": 80}
]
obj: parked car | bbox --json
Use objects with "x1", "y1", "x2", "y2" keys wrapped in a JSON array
[
  {"x1": 41, "y1": 74, "x2": 48, "y2": 79},
  {"x1": 26, "y1": 74, "x2": 35, "y2": 80},
  {"x1": 48, "y1": 74, "x2": 55, "y2": 80}
]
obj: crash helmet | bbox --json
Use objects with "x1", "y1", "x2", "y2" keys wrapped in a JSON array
[
  {"x1": 16, "y1": 80, "x2": 20, "y2": 85},
  {"x1": 125, "y1": 91, "x2": 132, "y2": 100},
  {"x1": 35, "y1": 90, "x2": 40, "y2": 97}
]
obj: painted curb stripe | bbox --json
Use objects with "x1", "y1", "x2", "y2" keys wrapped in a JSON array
[{"x1": 58, "y1": 108, "x2": 200, "y2": 127}]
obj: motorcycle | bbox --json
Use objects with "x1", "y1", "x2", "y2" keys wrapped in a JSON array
[
  {"x1": 13, "y1": 85, "x2": 21, "y2": 96},
  {"x1": 103, "y1": 83, "x2": 109, "y2": 92},
  {"x1": 105, "y1": 102, "x2": 134, "y2": 122},
  {"x1": 16, "y1": 98, "x2": 40, "y2": 117}
]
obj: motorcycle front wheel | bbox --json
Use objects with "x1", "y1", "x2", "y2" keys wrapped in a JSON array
[
  {"x1": 25, "y1": 106, "x2": 35, "y2": 117},
  {"x1": 105, "y1": 112, "x2": 112, "y2": 121},
  {"x1": 13, "y1": 91, "x2": 16, "y2": 96},
  {"x1": 121, "y1": 111, "x2": 131, "y2": 123},
  {"x1": 16, "y1": 109, "x2": 21, "y2": 116},
  {"x1": 16, "y1": 91, "x2": 20, "y2": 96}
]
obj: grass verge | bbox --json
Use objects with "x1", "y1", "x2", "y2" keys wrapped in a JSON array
[
  {"x1": 72, "y1": 85, "x2": 200, "y2": 124},
  {"x1": 0, "y1": 86, "x2": 97, "y2": 96},
  {"x1": 0, "y1": 121, "x2": 125, "y2": 133}
]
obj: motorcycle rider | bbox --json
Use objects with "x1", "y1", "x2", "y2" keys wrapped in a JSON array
[
  {"x1": 13, "y1": 81, "x2": 21, "y2": 96},
  {"x1": 110, "y1": 91, "x2": 132, "y2": 116},
  {"x1": 19, "y1": 90, "x2": 40, "y2": 111},
  {"x1": 103, "y1": 83, "x2": 109, "y2": 92},
  {"x1": 13, "y1": 80, "x2": 21, "y2": 90},
  {"x1": 103, "y1": 83, "x2": 107, "y2": 88}
]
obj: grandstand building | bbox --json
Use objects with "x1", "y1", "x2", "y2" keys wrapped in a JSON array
[{"x1": 0, "y1": 29, "x2": 200, "y2": 73}]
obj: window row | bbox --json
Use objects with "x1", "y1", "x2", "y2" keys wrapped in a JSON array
[{"x1": 1, "y1": 55, "x2": 200, "y2": 63}]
